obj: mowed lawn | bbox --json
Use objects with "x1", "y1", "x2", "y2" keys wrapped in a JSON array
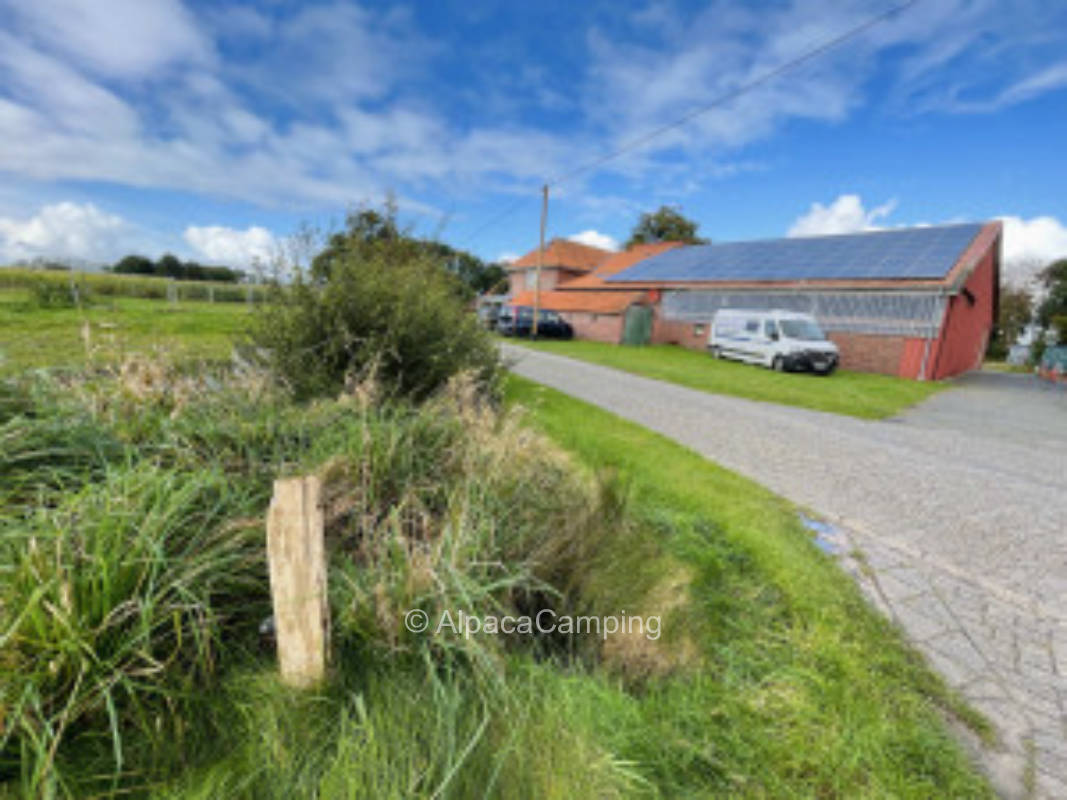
[
  {"x1": 0, "y1": 289, "x2": 249, "y2": 374},
  {"x1": 506, "y1": 374, "x2": 992, "y2": 797},
  {"x1": 508, "y1": 338, "x2": 947, "y2": 419}
]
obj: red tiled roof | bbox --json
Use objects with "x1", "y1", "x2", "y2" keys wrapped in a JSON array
[
  {"x1": 510, "y1": 289, "x2": 647, "y2": 314},
  {"x1": 507, "y1": 238, "x2": 612, "y2": 272},
  {"x1": 563, "y1": 241, "x2": 684, "y2": 289}
]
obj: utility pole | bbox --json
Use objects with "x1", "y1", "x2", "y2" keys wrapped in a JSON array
[{"x1": 532, "y1": 184, "x2": 548, "y2": 338}]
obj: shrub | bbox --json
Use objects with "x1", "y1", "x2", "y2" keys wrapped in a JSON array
[{"x1": 248, "y1": 251, "x2": 500, "y2": 401}]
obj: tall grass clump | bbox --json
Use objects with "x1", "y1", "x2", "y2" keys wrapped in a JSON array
[
  {"x1": 1, "y1": 363, "x2": 681, "y2": 797},
  {"x1": 247, "y1": 240, "x2": 500, "y2": 401},
  {"x1": 0, "y1": 468, "x2": 270, "y2": 796}
]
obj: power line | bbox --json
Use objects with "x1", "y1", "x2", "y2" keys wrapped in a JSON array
[
  {"x1": 547, "y1": 0, "x2": 920, "y2": 188},
  {"x1": 457, "y1": 0, "x2": 920, "y2": 252},
  {"x1": 454, "y1": 193, "x2": 538, "y2": 251}
]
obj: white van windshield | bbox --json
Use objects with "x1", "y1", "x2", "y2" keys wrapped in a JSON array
[{"x1": 779, "y1": 319, "x2": 826, "y2": 341}]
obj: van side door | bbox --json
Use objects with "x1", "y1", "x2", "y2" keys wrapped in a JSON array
[
  {"x1": 740, "y1": 318, "x2": 761, "y2": 360},
  {"x1": 761, "y1": 319, "x2": 781, "y2": 363}
]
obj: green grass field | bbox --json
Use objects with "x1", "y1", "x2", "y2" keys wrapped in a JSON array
[
  {"x1": 0, "y1": 289, "x2": 249, "y2": 374},
  {"x1": 505, "y1": 375, "x2": 992, "y2": 796},
  {"x1": 507, "y1": 338, "x2": 947, "y2": 419},
  {"x1": 1, "y1": 294, "x2": 991, "y2": 796}
]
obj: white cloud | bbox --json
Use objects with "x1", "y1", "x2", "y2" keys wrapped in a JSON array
[
  {"x1": 0, "y1": 0, "x2": 1065, "y2": 225},
  {"x1": 583, "y1": 1, "x2": 1067, "y2": 182},
  {"x1": 496, "y1": 252, "x2": 519, "y2": 264},
  {"x1": 183, "y1": 225, "x2": 277, "y2": 268},
  {"x1": 948, "y1": 62, "x2": 1067, "y2": 114},
  {"x1": 0, "y1": 202, "x2": 129, "y2": 263},
  {"x1": 3, "y1": 0, "x2": 211, "y2": 78},
  {"x1": 998, "y1": 215, "x2": 1067, "y2": 285},
  {"x1": 568, "y1": 229, "x2": 619, "y2": 251},
  {"x1": 787, "y1": 194, "x2": 897, "y2": 237}
]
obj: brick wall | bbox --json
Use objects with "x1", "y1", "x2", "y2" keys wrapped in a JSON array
[
  {"x1": 826, "y1": 332, "x2": 906, "y2": 375},
  {"x1": 561, "y1": 311, "x2": 624, "y2": 343},
  {"x1": 928, "y1": 245, "x2": 997, "y2": 379},
  {"x1": 507, "y1": 267, "x2": 586, "y2": 296},
  {"x1": 652, "y1": 316, "x2": 710, "y2": 349}
]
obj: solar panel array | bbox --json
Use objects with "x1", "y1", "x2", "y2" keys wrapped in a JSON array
[{"x1": 606, "y1": 223, "x2": 985, "y2": 283}]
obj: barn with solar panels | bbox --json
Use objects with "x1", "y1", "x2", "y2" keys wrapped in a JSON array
[{"x1": 598, "y1": 221, "x2": 1002, "y2": 380}]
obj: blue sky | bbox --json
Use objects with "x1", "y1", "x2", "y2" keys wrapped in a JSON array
[{"x1": 1, "y1": 0, "x2": 1066, "y2": 283}]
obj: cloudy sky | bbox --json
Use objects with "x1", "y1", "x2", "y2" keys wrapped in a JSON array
[{"x1": 1, "y1": 0, "x2": 1065, "y2": 283}]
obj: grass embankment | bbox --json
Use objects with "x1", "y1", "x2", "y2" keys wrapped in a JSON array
[
  {"x1": 508, "y1": 338, "x2": 946, "y2": 419},
  {"x1": 0, "y1": 354, "x2": 990, "y2": 796},
  {"x1": 504, "y1": 375, "x2": 992, "y2": 796},
  {"x1": 0, "y1": 289, "x2": 248, "y2": 374}
]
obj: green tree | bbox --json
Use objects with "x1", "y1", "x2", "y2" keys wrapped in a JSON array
[
  {"x1": 987, "y1": 285, "x2": 1032, "y2": 359},
  {"x1": 1036, "y1": 258, "x2": 1067, "y2": 343},
  {"x1": 249, "y1": 242, "x2": 499, "y2": 401},
  {"x1": 112, "y1": 254, "x2": 155, "y2": 275},
  {"x1": 625, "y1": 205, "x2": 707, "y2": 248},
  {"x1": 310, "y1": 199, "x2": 505, "y2": 296},
  {"x1": 156, "y1": 253, "x2": 184, "y2": 279}
]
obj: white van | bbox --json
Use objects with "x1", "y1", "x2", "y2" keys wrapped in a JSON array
[{"x1": 708, "y1": 309, "x2": 839, "y2": 374}]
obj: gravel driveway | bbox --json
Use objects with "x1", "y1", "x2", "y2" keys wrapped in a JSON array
[{"x1": 504, "y1": 344, "x2": 1067, "y2": 799}]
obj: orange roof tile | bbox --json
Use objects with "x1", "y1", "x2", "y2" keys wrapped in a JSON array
[
  {"x1": 507, "y1": 238, "x2": 612, "y2": 272},
  {"x1": 510, "y1": 289, "x2": 648, "y2": 314},
  {"x1": 563, "y1": 241, "x2": 684, "y2": 289}
]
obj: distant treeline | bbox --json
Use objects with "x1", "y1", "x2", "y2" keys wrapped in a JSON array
[{"x1": 111, "y1": 254, "x2": 245, "y2": 283}]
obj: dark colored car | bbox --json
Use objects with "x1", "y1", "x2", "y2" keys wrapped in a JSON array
[{"x1": 497, "y1": 305, "x2": 574, "y2": 339}]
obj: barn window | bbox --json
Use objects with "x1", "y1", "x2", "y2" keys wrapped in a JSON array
[{"x1": 694, "y1": 324, "x2": 705, "y2": 336}]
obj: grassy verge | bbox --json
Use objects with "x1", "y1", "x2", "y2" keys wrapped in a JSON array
[
  {"x1": 981, "y1": 360, "x2": 1033, "y2": 374},
  {"x1": 1, "y1": 354, "x2": 990, "y2": 797},
  {"x1": 0, "y1": 289, "x2": 249, "y2": 374},
  {"x1": 506, "y1": 338, "x2": 946, "y2": 419},
  {"x1": 504, "y1": 373, "x2": 992, "y2": 796}
]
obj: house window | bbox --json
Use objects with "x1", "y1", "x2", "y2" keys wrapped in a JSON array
[
  {"x1": 525, "y1": 270, "x2": 538, "y2": 290},
  {"x1": 693, "y1": 324, "x2": 705, "y2": 336}
]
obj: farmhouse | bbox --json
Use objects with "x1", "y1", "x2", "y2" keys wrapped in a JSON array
[
  {"x1": 505, "y1": 238, "x2": 611, "y2": 294},
  {"x1": 510, "y1": 222, "x2": 1002, "y2": 380},
  {"x1": 509, "y1": 242, "x2": 680, "y2": 343}
]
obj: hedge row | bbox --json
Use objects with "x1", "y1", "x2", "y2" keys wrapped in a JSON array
[{"x1": 0, "y1": 268, "x2": 267, "y2": 303}]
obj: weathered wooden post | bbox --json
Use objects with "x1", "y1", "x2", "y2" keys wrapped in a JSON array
[{"x1": 266, "y1": 476, "x2": 328, "y2": 687}]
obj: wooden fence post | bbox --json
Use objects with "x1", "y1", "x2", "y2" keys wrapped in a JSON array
[{"x1": 266, "y1": 476, "x2": 328, "y2": 687}]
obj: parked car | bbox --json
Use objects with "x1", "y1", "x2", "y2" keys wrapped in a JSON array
[
  {"x1": 475, "y1": 295, "x2": 508, "y2": 331},
  {"x1": 476, "y1": 302, "x2": 502, "y2": 330},
  {"x1": 708, "y1": 309, "x2": 839, "y2": 374},
  {"x1": 497, "y1": 305, "x2": 574, "y2": 339}
]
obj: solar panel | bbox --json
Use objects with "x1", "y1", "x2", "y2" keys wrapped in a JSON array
[{"x1": 606, "y1": 223, "x2": 985, "y2": 283}]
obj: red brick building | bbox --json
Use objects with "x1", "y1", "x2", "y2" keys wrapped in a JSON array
[
  {"x1": 504, "y1": 238, "x2": 611, "y2": 296},
  {"x1": 509, "y1": 242, "x2": 680, "y2": 343},
  {"x1": 604, "y1": 222, "x2": 1003, "y2": 380},
  {"x1": 508, "y1": 222, "x2": 1002, "y2": 380}
]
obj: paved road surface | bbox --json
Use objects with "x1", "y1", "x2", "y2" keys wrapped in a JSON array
[{"x1": 504, "y1": 344, "x2": 1067, "y2": 799}]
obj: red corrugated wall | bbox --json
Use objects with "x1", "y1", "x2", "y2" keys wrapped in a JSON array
[{"x1": 924, "y1": 243, "x2": 998, "y2": 380}]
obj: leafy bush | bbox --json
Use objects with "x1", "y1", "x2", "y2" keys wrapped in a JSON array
[{"x1": 248, "y1": 251, "x2": 500, "y2": 401}]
